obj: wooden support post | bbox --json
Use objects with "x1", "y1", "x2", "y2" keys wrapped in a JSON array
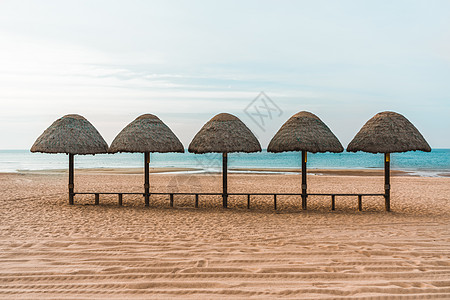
[
  {"x1": 95, "y1": 193, "x2": 99, "y2": 205},
  {"x1": 68, "y1": 154, "x2": 74, "y2": 205},
  {"x1": 195, "y1": 194, "x2": 199, "y2": 208},
  {"x1": 144, "y1": 152, "x2": 150, "y2": 207},
  {"x1": 274, "y1": 194, "x2": 277, "y2": 210},
  {"x1": 301, "y1": 150, "x2": 308, "y2": 210},
  {"x1": 118, "y1": 193, "x2": 123, "y2": 206},
  {"x1": 358, "y1": 195, "x2": 362, "y2": 211},
  {"x1": 170, "y1": 193, "x2": 174, "y2": 207},
  {"x1": 331, "y1": 195, "x2": 335, "y2": 211},
  {"x1": 385, "y1": 153, "x2": 391, "y2": 212},
  {"x1": 247, "y1": 194, "x2": 250, "y2": 209},
  {"x1": 222, "y1": 152, "x2": 228, "y2": 208}
]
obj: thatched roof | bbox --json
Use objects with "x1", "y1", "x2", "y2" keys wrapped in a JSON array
[
  {"x1": 109, "y1": 114, "x2": 184, "y2": 153},
  {"x1": 347, "y1": 111, "x2": 431, "y2": 153},
  {"x1": 31, "y1": 114, "x2": 108, "y2": 155},
  {"x1": 267, "y1": 111, "x2": 344, "y2": 153},
  {"x1": 188, "y1": 113, "x2": 261, "y2": 153}
]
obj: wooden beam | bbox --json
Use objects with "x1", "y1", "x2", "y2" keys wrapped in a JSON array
[
  {"x1": 274, "y1": 194, "x2": 277, "y2": 210},
  {"x1": 144, "y1": 152, "x2": 150, "y2": 207},
  {"x1": 385, "y1": 153, "x2": 391, "y2": 212},
  {"x1": 222, "y1": 152, "x2": 228, "y2": 208},
  {"x1": 68, "y1": 154, "x2": 74, "y2": 205},
  {"x1": 301, "y1": 150, "x2": 307, "y2": 210}
]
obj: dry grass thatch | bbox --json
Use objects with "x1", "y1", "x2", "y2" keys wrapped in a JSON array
[
  {"x1": 31, "y1": 114, "x2": 108, "y2": 155},
  {"x1": 188, "y1": 113, "x2": 261, "y2": 153},
  {"x1": 347, "y1": 111, "x2": 431, "y2": 153},
  {"x1": 267, "y1": 111, "x2": 344, "y2": 153},
  {"x1": 109, "y1": 114, "x2": 184, "y2": 153}
]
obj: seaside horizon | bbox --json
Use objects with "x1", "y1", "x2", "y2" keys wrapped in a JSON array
[{"x1": 1, "y1": 148, "x2": 449, "y2": 177}]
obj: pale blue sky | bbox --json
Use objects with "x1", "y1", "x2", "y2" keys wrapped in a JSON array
[{"x1": 1, "y1": 0, "x2": 449, "y2": 149}]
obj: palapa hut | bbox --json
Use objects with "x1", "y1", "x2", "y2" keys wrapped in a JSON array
[
  {"x1": 268, "y1": 111, "x2": 344, "y2": 210},
  {"x1": 31, "y1": 114, "x2": 108, "y2": 204},
  {"x1": 188, "y1": 113, "x2": 261, "y2": 208},
  {"x1": 347, "y1": 111, "x2": 431, "y2": 211},
  {"x1": 109, "y1": 114, "x2": 184, "y2": 206}
]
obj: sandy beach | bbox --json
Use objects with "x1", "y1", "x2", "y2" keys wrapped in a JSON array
[{"x1": 0, "y1": 170, "x2": 449, "y2": 299}]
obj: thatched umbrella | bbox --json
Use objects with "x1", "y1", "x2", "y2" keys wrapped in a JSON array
[
  {"x1": 268, "y1": 111, "x2": 344, "y2": 209},
  {"x1": 188, "y1": 113, "x2": 261, "y2": 208},
  {"x1": 347, "y1": 111, "x2": 431, "y2": 211},
  {"x1": 109, "y1": 114, "x2": 184, "y2": 206},
  {"x1": 31, "y1": 114, "x2": 108, "y2": 204}
]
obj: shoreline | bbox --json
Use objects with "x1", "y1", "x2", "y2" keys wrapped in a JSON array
[{"x1": 5, "y1": 167, "x2": 449, "y2": 177}]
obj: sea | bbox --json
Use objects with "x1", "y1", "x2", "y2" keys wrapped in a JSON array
[{"x1": 1, "y1": 149, "x2": 449, "y2": 177}]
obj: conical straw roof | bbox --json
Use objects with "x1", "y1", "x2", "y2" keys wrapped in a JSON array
[
  {"x1": 188, "y1": 113, "x2": 261, "y2": 153},
  {"x1": 109, "y1": 114, "x2": 184, "y2": 153},
  {"x1": 267, "y1": 111, "x2": 344, "y2": 153},
  {"x1": 347, "y1": 111, "x2": 431, "y2": 153},
  {"x1": 31, "y1": 114, "x2": 108, "y2": 155}
]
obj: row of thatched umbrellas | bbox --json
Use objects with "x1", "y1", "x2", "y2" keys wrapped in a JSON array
[{"x1": 31, "y1": 111, "x2": 430, "y2": 211}]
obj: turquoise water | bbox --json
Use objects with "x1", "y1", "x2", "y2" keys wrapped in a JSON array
[{"x1": 1, "y1": 149, "x2": 449, "y2": 177}]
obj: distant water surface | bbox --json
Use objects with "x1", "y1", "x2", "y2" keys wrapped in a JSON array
[{"x1": 1, "y1": 149, "x2": 449, "y2": 177}]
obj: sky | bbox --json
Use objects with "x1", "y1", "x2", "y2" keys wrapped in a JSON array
[{"x1": 1, "y1": 0, "x2": 449, "y2": 149}]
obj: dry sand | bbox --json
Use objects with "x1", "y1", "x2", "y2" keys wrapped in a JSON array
[{"x1": 0, "y1": 171, "x2": 449, "y2": 299}]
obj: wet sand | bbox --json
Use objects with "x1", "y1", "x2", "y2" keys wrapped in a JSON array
[
  {"x1": 0, "y1": 171, "x2": 449, "y2": 299},
  {"x1": 21, "y1": 167, "x2": 411, "y2": 176},
  {"x1": 230, "y1": 167, "x2": 413, "y2": 176}
]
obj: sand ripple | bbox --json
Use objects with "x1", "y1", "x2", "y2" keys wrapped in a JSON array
[{"x1": 0, "y1": 173, "x2": 449, "y2": 299}]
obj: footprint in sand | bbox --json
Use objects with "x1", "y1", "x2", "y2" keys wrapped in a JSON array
[{"x1": 196, "y1": 259, "x2": 208, "y2": 268}]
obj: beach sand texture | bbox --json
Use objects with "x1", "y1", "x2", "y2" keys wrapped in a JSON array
[{"x1": 0, "y1": 172, "x2": 449, "y2": 299}]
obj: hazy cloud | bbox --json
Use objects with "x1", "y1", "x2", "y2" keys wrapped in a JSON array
[{"x1": 0, "y1": 0, "x2": 449, "y2": 149}]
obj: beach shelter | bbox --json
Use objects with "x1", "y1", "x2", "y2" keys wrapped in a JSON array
[
  {"x1": 31, "y1": 114, "x2": 108, "y2": 204},
  {"x1": 188, "y1": 113, "x2": 261, "y2": 208},
  {"x1": 347, "y1": 111, "x2": 431, "y2": 211},
  {"x1": 267, "y1": 111, "x2": 344, "y2": 210},
  {"x1": 109, "y1": 114, "x2": 184, "y2": 206}
]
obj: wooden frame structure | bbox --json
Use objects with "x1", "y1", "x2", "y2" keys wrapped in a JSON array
[
  {"x1": 66, "y1": 151, "x2": 390, "y2": 211},
  {"x1": 70, "y1": 191, "x2": 385, "y2": 211},
  {"x1": 65, "y1": 151, "x2": 391, "y2": 211}
]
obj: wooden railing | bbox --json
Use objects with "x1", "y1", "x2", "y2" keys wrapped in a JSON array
[{"x1": 72, "y1": 192, "x2": 386, "y2": 211}]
